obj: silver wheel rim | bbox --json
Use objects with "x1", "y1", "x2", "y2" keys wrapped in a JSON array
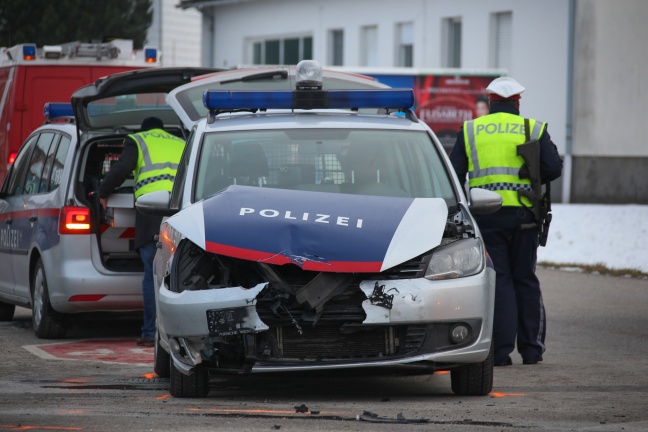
[{"x1": 33, "y1": 267, "x2": 44, "y2": 328}]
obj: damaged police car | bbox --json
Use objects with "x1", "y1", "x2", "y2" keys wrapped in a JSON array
[{"x1": 137, "y1": 61, "x2": 502, "y2": 398}]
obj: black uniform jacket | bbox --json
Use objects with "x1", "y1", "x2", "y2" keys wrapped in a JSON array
[{"x1": 98, "y1": 137, "x2": 163, "y2": 250}]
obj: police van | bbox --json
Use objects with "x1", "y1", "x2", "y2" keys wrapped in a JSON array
[
  {"x1": 0, "y1": 67, "x2": 219, "y2": 338},
  {"x1": 0, "y1": 39, "x2": 160, "y2": 184}
]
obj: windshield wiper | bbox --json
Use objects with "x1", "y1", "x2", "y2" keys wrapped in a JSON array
[{"x1": 220, "y1": 70, "x2": 288, "y2": 85}]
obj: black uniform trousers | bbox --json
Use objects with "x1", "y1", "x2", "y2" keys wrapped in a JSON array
[{"x1": 477, "y1": 209, "x2": 546, "y2": 364}]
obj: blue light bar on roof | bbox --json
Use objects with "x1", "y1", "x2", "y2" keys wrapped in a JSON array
[
  {"x1": 203, "y1": 89, "x2": 415, "y2": 112},
  {"x1": 204, "y1": 90, "x2": 293, "y2": 110},
  {"x1": 43, "y1": 102, "x2": 73, "y2": 119}
]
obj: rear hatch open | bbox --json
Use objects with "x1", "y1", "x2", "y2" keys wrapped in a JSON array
[{"x1": 70, "y1": 67, "x2": 221, "y2": 271}]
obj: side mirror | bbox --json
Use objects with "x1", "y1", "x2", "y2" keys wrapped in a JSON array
[
  {"x1": 135, "y1": 190, "x2": 178, "y2": 217},
  {"x1": 469, "y1": 188, "x2": 502, "y2": 215}
]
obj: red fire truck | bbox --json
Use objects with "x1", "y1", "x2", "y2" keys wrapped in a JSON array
[{"x1": 0, "y1": 39, "x2": 160, "y2": 183}]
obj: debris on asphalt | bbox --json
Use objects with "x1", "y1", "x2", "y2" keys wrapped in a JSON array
[
  {"x1": 294, "y1": 403, "x2": 309, "y2": 413},
  {"x1": 356, "y1": 411, "x2": 430, "y2": 424}
]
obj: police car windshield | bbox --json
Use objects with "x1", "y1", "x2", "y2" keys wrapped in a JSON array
[{"x1": 193, "y1": 128, "x2": 457, "y2": 207}]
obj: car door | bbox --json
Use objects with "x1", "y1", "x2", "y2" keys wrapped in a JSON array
[
  {"x1": 12, "y1": 132, "x2": 70, "y2": 300},
  {"x1": 0, "y1": 134, "x2": 37, "y2": 298}
]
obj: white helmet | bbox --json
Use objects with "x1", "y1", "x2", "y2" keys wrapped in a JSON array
[{"x1": 486, "y1": 77, "x2": 525, "y2": 99}]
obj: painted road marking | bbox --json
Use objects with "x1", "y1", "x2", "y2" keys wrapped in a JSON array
[{"x1": 23, "y1": 339, "x2": 153, "y2": 366}]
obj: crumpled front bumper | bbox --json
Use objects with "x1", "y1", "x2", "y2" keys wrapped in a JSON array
[{"x1": 158, "y1": 267, "x2": 495, "y2": 374}]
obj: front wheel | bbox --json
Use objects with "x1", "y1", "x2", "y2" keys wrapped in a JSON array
[
  {"x1": 0, "y1": 301, "x2": 15, "y2": 321},
  {"x1": 31, "y1": 259, "x2": 66, "y2": 339},
  {"x1": 450, "y1": 344, "x2": 494, "y2": 396},
  {"x1": 154, "y1": 331, "x2": 170, "y2": 378},
  {"x1": 169, "y1": 358, "x2": 209, "y2": 398}
]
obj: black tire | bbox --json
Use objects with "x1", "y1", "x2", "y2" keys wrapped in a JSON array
[
  {"x1": 169, "y1": 357, "x2": 209, "y2": 398},
  {"x1": 0, "y1": 301, "x2": 15, "y2": 321},
  {"x1": 31, "y1": 259, "x2": 66, "y2": 339},
  {"x1": 450, "y1": 343, "x2": 494, "y2": 396},
  {"x1": 154, "y1": 332, "x2": 171, "y2": 378}
]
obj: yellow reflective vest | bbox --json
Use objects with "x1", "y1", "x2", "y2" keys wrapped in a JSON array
[
  {"x1": 463, "y1": 113, "x2": 546, "y2": 207},
  {"x1": 129, "y1": 129, "x2": 186, "y2": 198}
]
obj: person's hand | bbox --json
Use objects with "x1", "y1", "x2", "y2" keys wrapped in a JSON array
[{"x1": 100, "y1": 198, "x2": 107, "y2": 211}]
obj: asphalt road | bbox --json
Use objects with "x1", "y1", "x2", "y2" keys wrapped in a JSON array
[{"x1": 0, "y1": 268, "x2": 647, "y2": 432}]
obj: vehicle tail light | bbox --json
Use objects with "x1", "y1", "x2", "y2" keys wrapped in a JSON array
[
  {"x1": 59, "y1": 206, "x2": 92, "y2": 235},
  {"x1": 8, "y1": 152, "x2": 17, "y2": 165}
]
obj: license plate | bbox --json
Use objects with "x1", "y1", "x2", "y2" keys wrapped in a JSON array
[{"x1": 206, "y1": 308, "x2": 252, "y2": 336}]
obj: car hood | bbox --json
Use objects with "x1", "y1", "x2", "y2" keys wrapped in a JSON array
[{"x1": 166, "y1": 185, "x2": 447, "y2": 273}]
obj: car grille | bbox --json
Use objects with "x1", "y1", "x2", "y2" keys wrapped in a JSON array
[{"x1": 275, "y1": 324, "x2": 426, "y2": 360}]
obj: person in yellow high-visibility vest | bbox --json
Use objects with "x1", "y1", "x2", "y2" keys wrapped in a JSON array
[
  {"x1": 450, "y1": 77, "x2": 562, "y2": 367},
  {"x1": 98, "y1": 117, "x2": 185, "y2": 347}
]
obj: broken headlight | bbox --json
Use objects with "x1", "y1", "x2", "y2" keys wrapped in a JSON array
[{"x1": 424, "y1": 238, "x2": 484, "y2": 280}]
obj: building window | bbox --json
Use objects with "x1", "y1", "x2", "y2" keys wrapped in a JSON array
[
  {"x1": 329, "y1": 29, "x2": 344, "y2": 66},
  {"x1": 284, "y1": 38, "x2": 299, "y2": 65},
  {"x1": 361, "y1": 25, "x2": 378, "y2": 67},
  {"x1": 265, "y1": 40, "x2": 280, "y2": 65},
  {"x1": 253, "y1": 43, "x2": 262, "y2": 64},
  {"x1": 251, "y1": 36, "x2": 313, "y2": 65},
  {"x1": 490, "y1": 12, "x2": 512, "y2": 69},
  {"x1": 303, "y1": 37, "x2": 312, "y2": 60},
  {"x1": 442, "y1": 17, "x2": 462, "y2": 67},
  {"x1": 397, "y1": 22, "x2": 414, "y2": 67}
]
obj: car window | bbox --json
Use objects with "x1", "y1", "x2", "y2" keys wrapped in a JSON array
[
  {"x1": 4, "y1": 135, "x2": 37, "y2": 196},
  {"x1": 193, "y1": 128, "x2": 457, "y2": 207},
  {"x1": 86, "y1": 93, "x2": 175, "y2": 130},
  {"x1": 47, "y1": 134, "x2": 71, "y2": 192},
  {"x1": 39, "y1": 135, "x2": 59, "y2": 193},
  {"x1": 24, "y1": 132, "x2": 56, "y2": 195},
  {"x1": 170, "y1": 127, "x2": 194, "y2": 209}
]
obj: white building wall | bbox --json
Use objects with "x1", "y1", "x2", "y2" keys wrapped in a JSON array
[
  {"x1": 148, "y1": 0, "x2": 201, "y2": 67},
  {"x1": 204, "y1": 0, "x2": 569, "y2": 154},
  {"x1": 425, "y1": 1, "x2": 570, "y2": 154},
  {"x1": 573, "y1": 0, "x2": 648, "y2": 157}
]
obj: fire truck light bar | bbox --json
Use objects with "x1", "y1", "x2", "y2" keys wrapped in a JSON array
[
  {"x1": 145, "y1": 47, "x2": 158, "y2": 63},
  {"x1": 22, "y1": 45, "x2": 36, "y2": 60}
]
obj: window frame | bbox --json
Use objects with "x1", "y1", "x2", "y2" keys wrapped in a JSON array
[
  {"x1": 489, "y1": 11, "x2": 513, "y2": 69},
  {"x1": 442, "y1": 17, "x2": 462, "y2": 68},
  {"x1": 250, "y1": 35, "x2": 313, "y2": 65},
  {"x1": 360, "y1": 25, "x2": 379, "y2": 67},
  {"x1": 396, "y1": 22, "x2": 414, "y2": 67},
  {"x1": 328, "y1": 29, "x2": 344, "y2": 66}
]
